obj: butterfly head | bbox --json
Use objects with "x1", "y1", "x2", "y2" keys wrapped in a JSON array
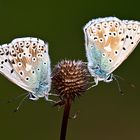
[{"x1": 88, "y1": 64, "x2": 113, "y2": 83}]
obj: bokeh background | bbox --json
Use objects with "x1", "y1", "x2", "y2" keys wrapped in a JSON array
[{"x1": 0, "y1": 0, "x2": 140, "y2": 140}]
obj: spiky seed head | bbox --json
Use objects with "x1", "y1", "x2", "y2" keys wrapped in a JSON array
[{"x1": 52, "y1": 60, "x2": 89, "y2": 101}]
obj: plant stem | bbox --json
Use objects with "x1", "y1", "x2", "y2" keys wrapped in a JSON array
[{"x1": 60, "y1": 99, "x2": 72, "y2": 140}]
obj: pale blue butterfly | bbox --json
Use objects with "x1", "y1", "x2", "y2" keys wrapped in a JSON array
[
  {"x1": 0, "y1": 37, "x2": 52, "y2": 101},
  {"x1": 84, "y1": 17, "x2": 140, "y2": 88}
]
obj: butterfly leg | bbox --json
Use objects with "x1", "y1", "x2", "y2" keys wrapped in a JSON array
[
  {"x1": 44, "y1": 94, "x2": 57, "y2": 103},
  {"x1": 87, "y1": 77, "x2": 98, "y2": 90},
  {"x1": 48, "y1": 93, "x2": 59, "y2": 96}
]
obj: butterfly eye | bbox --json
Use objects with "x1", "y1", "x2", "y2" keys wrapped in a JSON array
[{"x1": 105, "y1": 74, "x2": 113, "y2": 82}]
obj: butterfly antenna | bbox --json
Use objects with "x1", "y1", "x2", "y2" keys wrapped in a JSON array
[
  {"x1": 7, "y1": 93, "x2": 28, "y2": 104},
  {"x1": 113, "y1": 75, "x2": 124, "y2": 95},
  {"x1": 114, "y1": 74, "x2": 136, "y2": 88},
  {"x1": 14, "y1": 94, "x2": 29, "y2": 112}
]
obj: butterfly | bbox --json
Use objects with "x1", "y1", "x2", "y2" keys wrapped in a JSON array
[
  {"x1": 83, "y1": 17, "x2": 140, "y2": 87},
  {"x1": 0, "y1": 37, "x2": 52, "y2": 101}
]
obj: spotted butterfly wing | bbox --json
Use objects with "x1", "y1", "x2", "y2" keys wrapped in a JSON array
[
  {"x1": 84, "y1": 17, "x2": 140, "y2": 84},
  {"x1": 0, "y1": 37, "x2": 51, "y2": 100}
]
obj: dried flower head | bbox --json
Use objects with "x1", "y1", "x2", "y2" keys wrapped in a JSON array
[{"x1": 52, "y1": 60, "x2": 89, "y2": 102}]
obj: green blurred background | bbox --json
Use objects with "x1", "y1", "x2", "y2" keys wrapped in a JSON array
[{"x1": 0, "y1": 0, "x2": 140, "y2": 140}]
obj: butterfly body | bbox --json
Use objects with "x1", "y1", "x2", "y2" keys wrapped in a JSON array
[
  {"x1": 84, "y1": 17, "x2": 140, "y2": 85},
  {"x1": 32, "y1": 81, "x2": 51, "y2": 100},
  {"x1": 0, "y1": 37, "x2": 51, "y2": 101}
]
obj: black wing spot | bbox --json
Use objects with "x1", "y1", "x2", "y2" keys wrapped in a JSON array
[
  {"x1": 109, "y1": 59, "x2": 112, "y2": 63},
  {"x1": 32, "y1": 71, "x2": 35, "y2": 74},
  {"x1": 11, "y1": 69, "x2": 14, "y2": 73},
  {"x1": 115, "y1": 50, "x2": 118, "y2": 54},
  {"x1": 11, "y1": 60, "x2": 15, "y2": 64},
  {"x1": 26, "y1": 77, "x2": 29, "y2": 81},
  {"x1": 13, "y1": 54, "x2": 17, "y2": 57},
  {"x1": 0, "y1": 53, "x2": 4, "y2": 55},
  {"x1": 20, "y1": 71, "x2": 23, "y2": 75},
  {"x1": 123, "y1": 47, "x2": 126, "y2": 50},
  {"x1": 93, "y1": 37, "x2": 98, "y2": 40},
  {"x1": 6, "y1": 51, "x2": 9, "y2": 55}
]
